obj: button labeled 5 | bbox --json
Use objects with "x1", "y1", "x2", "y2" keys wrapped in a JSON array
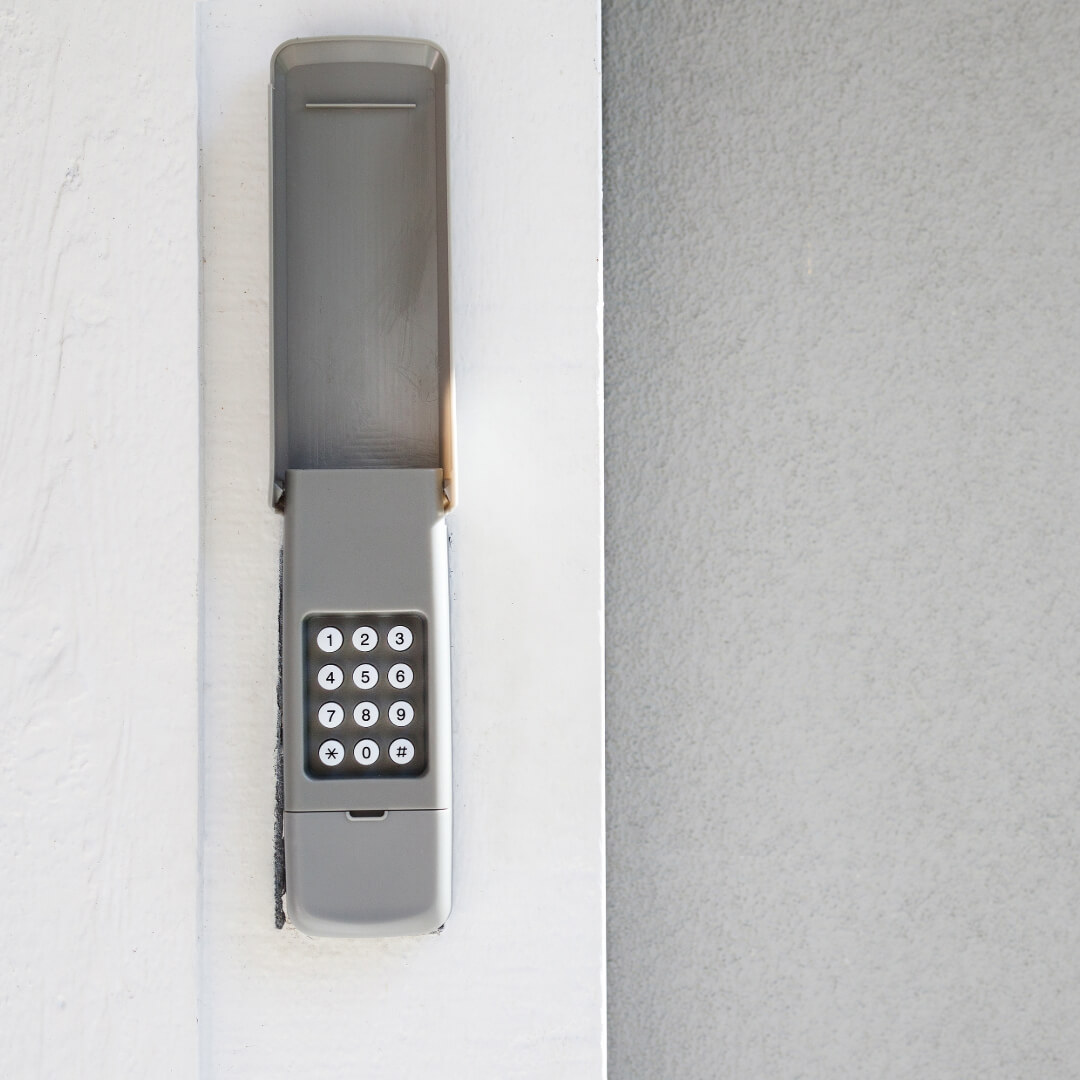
[{"x1": 352, "y1": 664, "x2": 378, "y2": 689}]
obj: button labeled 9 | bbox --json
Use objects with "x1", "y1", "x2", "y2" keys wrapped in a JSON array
[{"x1": 388, "y1": 700, "x2": 414, "y2": 727}]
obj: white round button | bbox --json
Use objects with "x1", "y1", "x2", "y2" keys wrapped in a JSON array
[
  {"x1": 388, "y1": 663, "x2": 413, "y2": 689},
  {"x1": 318, "y1": 739, "x2": 345, "y2": 767},
  {"x1": 388, "y1": 738, "x2": 415, "y2": 765},
  {"x1": 317, "y1": 702, "x2": 344, "y2": 728},
  {"x1": 387, "y1": 625, "x2": 413, "y2": 651},
  {"x1": 354, "y1": 739, "x2": 380, "y2": 766},
  {"x1": 316, "y1": 626, "x2": 343, "y2": 653},
  {"x1": 388, "y1": 700, "x2": 415, "y2": 727},
  {"x1": 351, "y1": 626, "x2": 378, "y2": 652},
  {"x1": 317, "y1": 664, "x2": 344, "y2": 690},
  {"x1": 353, "y1": 701, "x2": 379, "y2": 727},
  {"x1": 352, "y1": 664, "x2": 379, "y2": 689}
]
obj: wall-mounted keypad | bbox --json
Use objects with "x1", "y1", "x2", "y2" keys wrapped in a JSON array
[{"x1": 303, "y1": 612, "x2": 428, "y2": 778}]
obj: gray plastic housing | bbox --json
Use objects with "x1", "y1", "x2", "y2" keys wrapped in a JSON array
[
  {"x1": 283, "y1": 469, "x2": 451, "y2": 936},
  {"x1": 270, "y1": 38, "x2": 453, "y2": 937}
]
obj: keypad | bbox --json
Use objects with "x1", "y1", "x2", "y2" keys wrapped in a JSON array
[{"x1": 303, "y1": 612, "x2": 428, "y2": 778}]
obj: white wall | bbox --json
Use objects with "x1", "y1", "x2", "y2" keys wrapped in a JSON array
[
  {"x1": 0, "y1": 1, "x2": 602, "y2": 1076},
  {"x1": 0, "y1": 1, "x2": 200, "y2": 1076},
  {"x1": 200, "y1": 2, "x2": 604, "y2": 1078},
  {"x1": 605, "y1": 2, "x2": 1080, "y2": 1077}
]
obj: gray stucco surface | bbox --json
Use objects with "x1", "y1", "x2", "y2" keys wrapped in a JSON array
[{"x1": 603, "y1": 3, "x2": 1080, "y2": 1076}]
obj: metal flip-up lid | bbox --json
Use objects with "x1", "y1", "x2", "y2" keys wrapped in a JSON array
[{"x1": 270, "y1": 37, "x2": 454, "y2": 510}]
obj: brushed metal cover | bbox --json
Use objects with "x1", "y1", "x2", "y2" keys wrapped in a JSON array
[{"x1": 270, "y1": 38, "x2": 453, "y2": 506}]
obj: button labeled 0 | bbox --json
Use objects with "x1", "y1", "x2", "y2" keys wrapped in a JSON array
[{"x1": 354, "y1": 739, "x2": 380, "y2": 766}]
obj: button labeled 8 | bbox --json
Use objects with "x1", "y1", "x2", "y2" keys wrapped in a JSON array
[{"x1": 354, "y1": 701, "x2": 378, "y2": 727}]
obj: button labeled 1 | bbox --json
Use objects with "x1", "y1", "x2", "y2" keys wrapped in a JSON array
[{"x1": 316, "y1": 626, "x2": 343, "y2": 653}]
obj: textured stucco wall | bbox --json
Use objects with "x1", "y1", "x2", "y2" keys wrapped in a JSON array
[
  {"x1": 0, "y1": 2, "x2": 200, "y2": 1075},
  {"x1": 604, "y1": 2, "x2": 1080, "y2": 1077}
]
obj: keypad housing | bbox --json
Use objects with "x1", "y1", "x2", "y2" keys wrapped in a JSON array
[{"x1": 303, "y1": 612, "x2": 428, "y2": 779}]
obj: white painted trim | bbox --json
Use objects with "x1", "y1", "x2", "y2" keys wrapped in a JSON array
[{"x1": 198, "y1": 2, "x2": 604, "y2": 1075}]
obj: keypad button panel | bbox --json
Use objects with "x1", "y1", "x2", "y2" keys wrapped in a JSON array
[{"x1": 303, "y1": 612, "x2": 428, "y2": 778}]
